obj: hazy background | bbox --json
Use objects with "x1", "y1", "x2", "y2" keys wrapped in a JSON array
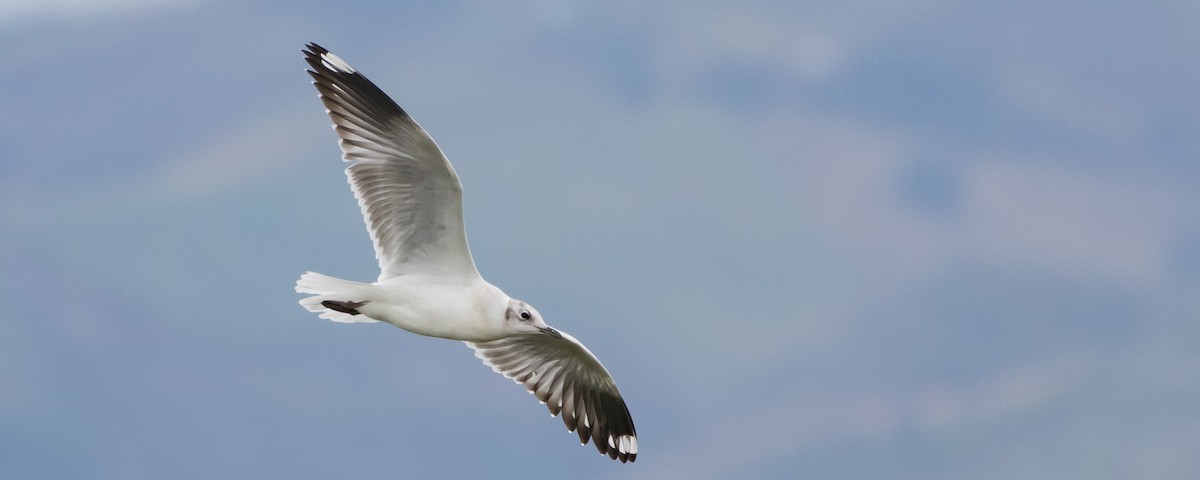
[{"x1": 3, "y1": 1, "x2": 1198, "y2": 478}]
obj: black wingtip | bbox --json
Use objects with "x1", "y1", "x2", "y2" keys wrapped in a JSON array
[
  {"x1": 303, "y1": 42, "x2": 328, "y2": 57},
  {"x1": 299, "y1": 43, "x2": 413, "y2": 122},
  {"x1": 302, "y1": 43, "x2": 326, "y2": 76}
]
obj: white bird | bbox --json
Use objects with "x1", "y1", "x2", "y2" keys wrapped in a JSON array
[{"x1": 294, "y1": 43, "x2": 637, "y2": 462}]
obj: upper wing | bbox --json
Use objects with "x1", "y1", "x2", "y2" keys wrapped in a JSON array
[
  {"x1": 303, "y1": 43, "x2": 479, "y2": 282},
  {"x1": 467, "y1": 331, "x2": 638, "y2": 463}
]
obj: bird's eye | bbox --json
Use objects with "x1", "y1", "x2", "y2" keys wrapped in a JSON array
[{"x1": 519, "y1": 310, "x2": 531, "y2": 321}]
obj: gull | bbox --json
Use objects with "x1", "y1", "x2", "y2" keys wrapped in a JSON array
[{"x1": 294, "y1": 43, "x2": 637, "y2": 463}]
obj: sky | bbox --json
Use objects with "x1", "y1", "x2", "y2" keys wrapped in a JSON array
[{"x1": 2, "y1": 0, "x2": 1199, "y2": 478}]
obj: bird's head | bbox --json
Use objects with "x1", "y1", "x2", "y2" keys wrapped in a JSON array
[{"x1": 504, "y1": 299, "x2": 560, "y2": 337}]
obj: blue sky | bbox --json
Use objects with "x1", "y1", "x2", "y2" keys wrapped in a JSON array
[{"x1": 2, "y1": 1, "x2": 1199, "y2": 478}]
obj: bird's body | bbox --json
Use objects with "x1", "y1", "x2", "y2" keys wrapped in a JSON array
[
  {"x1": 298, "y1": 271, "x2": 509, "y2": 342},
  {"x1": 294, "y1": 43, "x2": 637, "y2": 462}
]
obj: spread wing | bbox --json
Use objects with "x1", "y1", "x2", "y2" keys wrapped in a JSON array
[
  {"x1": 467, "y1": 331, "x2": 638, "y2": 462},
  {"x1": 303, "y1": 43, "x2": 479, "y2": 282}
]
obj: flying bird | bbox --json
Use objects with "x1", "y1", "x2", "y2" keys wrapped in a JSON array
[{"x1": 294, "y1": 43, "x2": 637, "y2": 462}]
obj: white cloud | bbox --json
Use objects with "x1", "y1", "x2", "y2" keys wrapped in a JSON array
[
  {"x1": 996, "y1": 66, "x2": 1144, "y2": 145},
  {"x1": 150, "y1": 105, "x2": 320, "y2": 200},
  {"x1": 962, "y1": 158, "x2": 1182, "y2": 286},
  {"x1": 0, "y1": 105, "x2": 320, "y2": 242},
  {"x1": 615, "y1": 353, "x2": 1087, "y2": 480},
  {"x1": 676, "y1": 9, "x2": 848, "y2": 81},
  {"x1": 0, "y1": 0, "x2": 197, "y2": 27},
  {"x1": 914, "y1": 353, "x2": 1088, "y2": 429},
  {"x1": 778, "y1": 109, "x2": 1189, "y2": 291}
]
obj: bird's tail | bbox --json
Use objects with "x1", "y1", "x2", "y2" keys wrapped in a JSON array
[{"x1": 295, "y1": 271, "x2": 379, "y2": 323}]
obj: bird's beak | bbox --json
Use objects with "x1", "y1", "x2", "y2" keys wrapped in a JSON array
[{"x1": 539, "y1": 326, "x2": 562, "y2": 338}]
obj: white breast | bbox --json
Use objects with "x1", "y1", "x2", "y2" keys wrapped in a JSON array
[{"x1": 362, "y1": 276, "x2": 509, "y2": 342}]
